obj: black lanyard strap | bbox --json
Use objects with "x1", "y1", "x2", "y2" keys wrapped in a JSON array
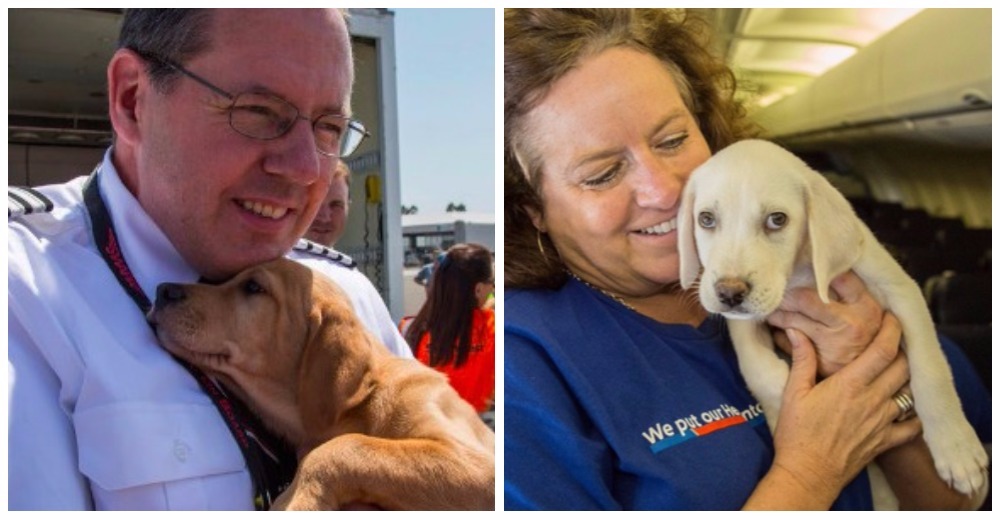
[
  {"x1": 82, "y1": 171, "x2": 296, "y2": 509},
  {"x1": 83, "y1": 171, "x2": 149, "y2": 311}
]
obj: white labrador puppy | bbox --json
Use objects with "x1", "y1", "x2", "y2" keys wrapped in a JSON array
[{"x1": 677, "y1": 139, "x2": 988, "y2": 508}]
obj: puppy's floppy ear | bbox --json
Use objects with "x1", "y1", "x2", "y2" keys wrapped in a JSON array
[
  {"x1": 803, "y1": 168, "x2": 864, "y2": 303},
  {"x1": 678, "y1": 177, "x2": 701, "y2": 289}
]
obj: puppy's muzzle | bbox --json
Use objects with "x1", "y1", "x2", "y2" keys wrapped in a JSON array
[
  {"x1": 155, "y1": 282, "x2": 188, "y2": 308},
  {"x1": 715, "y1": 278, "x2": 751, "y2": 309}
]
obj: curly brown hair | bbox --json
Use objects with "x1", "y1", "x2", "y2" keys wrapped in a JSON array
[{"x1": 504, "y1": 8, "x2": 760, "y2": 290}]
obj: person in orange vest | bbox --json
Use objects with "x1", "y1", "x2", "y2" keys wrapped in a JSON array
[{"x1": 400, "y1": 243, "x2": 494, "y2": 414}]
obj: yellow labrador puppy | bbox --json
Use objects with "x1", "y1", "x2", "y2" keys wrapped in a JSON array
[
  {"x1": 148, "y1": 258, "x2": 494, "y2": 510},
  {"x1": 677, "y1": 139, "x2": 987, "y2": 508}
]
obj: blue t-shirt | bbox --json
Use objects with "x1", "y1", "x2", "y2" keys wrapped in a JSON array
[{"x1": 504, "y1": 278, "x2": 991, "y2": 510}]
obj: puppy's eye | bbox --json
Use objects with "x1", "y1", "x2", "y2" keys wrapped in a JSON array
[
  {"x1": 765, "y1": 212, "x2": 788, "y2": 230},
  {"x1": 243, "y1": 279, "x2": 265, "y2": 295},
  {"x1": 698, "y1": 211, "x2": 716, "y2": 229}
]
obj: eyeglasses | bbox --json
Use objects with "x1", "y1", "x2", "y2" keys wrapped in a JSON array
[{"x1": 135, "y1": 51, "x2": 369, "y2": 158}]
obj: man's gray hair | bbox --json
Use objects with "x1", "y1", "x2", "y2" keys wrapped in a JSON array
[{"x1": 117, "y1": 9, "x2": 214, "y2": 91}]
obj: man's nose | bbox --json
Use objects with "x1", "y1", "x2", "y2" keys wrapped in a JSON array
[
  {"x1": 314, "y1": 204, "x2": 333, "y2": 221},
  {"x1": 264, "y1": 119, "x2": 325, "y2": 185}
]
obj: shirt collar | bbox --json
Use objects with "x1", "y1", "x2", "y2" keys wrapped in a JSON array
[{"x1": 97, "y1": 149, "x2": 200, "y2": 301}]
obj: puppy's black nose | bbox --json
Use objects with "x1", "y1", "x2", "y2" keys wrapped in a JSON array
[
  {"x1": 156, "y1": 283, "x2": 187, "y2": 307},
  {"x1": 715, "y1": 279, "x2": 749, "y2": 308}
]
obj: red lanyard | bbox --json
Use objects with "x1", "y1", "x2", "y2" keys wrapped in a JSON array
[{"x1": 83, "y1": 171, "x2": 296, "y2": 509}]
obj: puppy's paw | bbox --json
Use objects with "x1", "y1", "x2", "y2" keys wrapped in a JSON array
[{"x1": 924, "y1": 420, "x2": 989, "y2": 496}]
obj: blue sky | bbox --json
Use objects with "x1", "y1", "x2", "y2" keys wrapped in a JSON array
[{"x1": 392, "y1": 8, "x2": 495, "y2": 215}]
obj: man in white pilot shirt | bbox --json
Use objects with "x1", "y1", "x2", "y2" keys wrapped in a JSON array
[{"x1": 8, "y1": 9, "x2": 409, "y2": 510}]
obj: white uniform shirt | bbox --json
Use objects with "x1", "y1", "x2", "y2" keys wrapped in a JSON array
[{"x1": 7, "y1": 152, "x2": 411, "y2": 510}]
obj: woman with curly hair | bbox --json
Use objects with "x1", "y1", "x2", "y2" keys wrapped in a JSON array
[{"x1": 503, "y1": 8, "x2": 987, "y2": 510}]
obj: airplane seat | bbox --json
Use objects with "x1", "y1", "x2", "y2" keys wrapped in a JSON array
[
  {"x1": 872, "y1": 228, "x2": 910, "y2": 249},
  {"x1": 930, "y1": 217, "x2": 967, "y2": 248},
  {"x1": 846, "y1": 196, "x2": 876, "y2": 221},
  {"x1": 897, "y1": 208, "x2": 932, "y2": 235},
  {"x1": 936, "y1": 323, "x2": 991, "y2": 391},
  {"x1": 962, "y1": 228, "x2": 992, "y2": 257},
  {"x1": 954, "y1": 237, "x2": 989, "y2": 271},
  {"x1": 863, "y1": 201, "x2": 931, "y2": 248},
  {"x1": 868, "y1": 201, "x2": 906, "y2": 233},
  {"x1": 895, "y1": 247, "x2": 947, "y2": 286},
  {"x1": 928, "y1": 224, "x2": 991, "y2": 275},
  {"x1": 925, "y1": 271, "x2": 991, "y2": 325},
  {"x1": 977, "y1": 249, "x2": 990, "y2": 271},
  {"x1": 924, "y1": 272, "x2": 991, "y2": 391}
]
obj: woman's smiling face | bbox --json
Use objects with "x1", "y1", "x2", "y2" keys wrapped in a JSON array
[{"x1": 523, "y1": 46, "x2": 712, "y2": 296}]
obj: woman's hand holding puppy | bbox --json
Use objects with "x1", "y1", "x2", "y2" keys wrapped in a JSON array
[
  {"x1": 769, "y1": 271, "x2": 884, "y2": 378},
  {"x1": 747, "y1": 314, "x2": 920, "y2": 509}
]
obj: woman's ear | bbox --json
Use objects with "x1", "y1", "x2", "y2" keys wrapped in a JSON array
[
  {"x1": 524, "y1": 205, "x2": 546, "y2": 233},
  {"x1": 107, "y1": 48, "x2": 147, "y2": 147}
]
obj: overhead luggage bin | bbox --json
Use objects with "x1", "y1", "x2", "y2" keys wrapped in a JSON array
[{"x1": 756, "y1": 9, "x2": 991, "y2": 147}]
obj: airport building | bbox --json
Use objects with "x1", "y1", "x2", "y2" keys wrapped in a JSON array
[{"x1": 401, "y1": 212, "x2": 495, "y2": 266}]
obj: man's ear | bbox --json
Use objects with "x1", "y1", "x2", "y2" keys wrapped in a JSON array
[{"x1": 107, "y1": 48, "x2": 147, "y2": 147}]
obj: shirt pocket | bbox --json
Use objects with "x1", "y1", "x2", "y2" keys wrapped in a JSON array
[{"x1": 75, "y1": 402, "x2": 251, "y2": 510}]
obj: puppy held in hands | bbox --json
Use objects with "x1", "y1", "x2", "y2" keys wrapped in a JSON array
[
  {"x1": 148, "y1": 258, "x2": 495, "y2": 510},
  {"x1": 677, "y1": 139, "x2": 988, "y2": 509}
]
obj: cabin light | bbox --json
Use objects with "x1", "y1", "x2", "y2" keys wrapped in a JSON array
[
  {"x1": 755, "y1": 86, "x2": 799, "y2": 109},
  {"x1": 797, "y1": 45, "x2": 857, "y2": 76},
  {"x1": 732, "y1": 8, "x2": 926, "y2": 111},
  {"x1": 856, "y1": 8, "x2": 922, "y2": 35},
  {"x1": 11, "y1": 131, "x2": 41, "y2": 140}
]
